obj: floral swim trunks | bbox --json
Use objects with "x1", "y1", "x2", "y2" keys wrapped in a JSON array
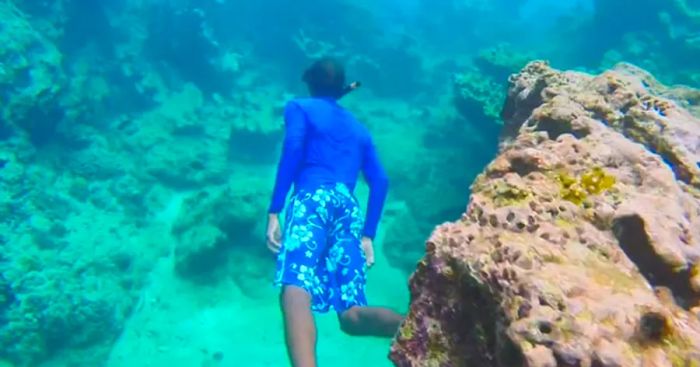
[{"x1": 274, "y1": 183, "x2": 368, "y2": 314}]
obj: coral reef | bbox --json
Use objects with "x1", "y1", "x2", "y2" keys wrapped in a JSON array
[
  {"x1": 0, "y1": 0, "x2": 64, "y2": 145},
  {"x1": 454, "y1": 43, "x2": 535, "y2": 124},
  {"x1": 476, "y1": 43, "x2": 538, "y2": 83},
  {"x1": 390, "y1": 61, "x2": 700, "y2": 366},
  {"x1": 0, "y1": 148, "x2": 170, "y2": 366},
  {"x1": 453, "y1": 71, "x2": 505, "y2": 122},
  {"x1": 588, "y1": 0, "x2": 700, "y2": 86}
]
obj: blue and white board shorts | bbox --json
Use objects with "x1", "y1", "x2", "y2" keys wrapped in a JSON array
[{"x1": 274, "y1": 183, "x2": 368, "y2": 314}]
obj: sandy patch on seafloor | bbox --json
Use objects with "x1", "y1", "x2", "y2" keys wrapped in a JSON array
[{"x1": 105, "y1": 193, "x2": 409, "y2": 367}]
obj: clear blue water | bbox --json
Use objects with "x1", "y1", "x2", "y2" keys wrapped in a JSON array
[{"x1": 1, "y1": 0, "x2": 698, "y2": 366}]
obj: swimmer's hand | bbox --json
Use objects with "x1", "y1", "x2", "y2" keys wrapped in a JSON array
[
  {"x1": 266, "y1": 213, "x2": 282, "y2": 253},
  {"x1": 361, "y1": 236, "x2": 375, "y2": 268}
]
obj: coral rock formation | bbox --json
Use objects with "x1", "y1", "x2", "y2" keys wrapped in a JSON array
[
  {"x1": 0, "y1": 0, "x2": 64, "y2": 144},
  {"x1": 390, "y1": 61, "x2": 700, "y2": 366},
  {"x1": 170, "y1": 172, "x2": 274, "y2": 298}
]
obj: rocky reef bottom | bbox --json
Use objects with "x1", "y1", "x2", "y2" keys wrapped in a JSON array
[{"x1": 390, "y1": 61, "x2": 700, "y2": 366}]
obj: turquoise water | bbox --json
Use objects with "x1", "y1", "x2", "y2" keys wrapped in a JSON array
[{"x1": 1, "y1": 0, "x2": 699, "y2": 366}]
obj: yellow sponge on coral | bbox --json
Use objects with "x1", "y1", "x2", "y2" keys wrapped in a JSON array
[{"x1": 557, "y1": 167, "x2": 616, "y2": 205}]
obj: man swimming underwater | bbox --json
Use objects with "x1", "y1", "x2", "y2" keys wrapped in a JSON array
[{"x1": 266, "y1": 57, "x2": 404, "y2": 367}]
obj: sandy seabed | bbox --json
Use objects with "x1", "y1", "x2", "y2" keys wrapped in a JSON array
[{"x1": 105, "y1": 193, "x2": 410, "y2": 367}]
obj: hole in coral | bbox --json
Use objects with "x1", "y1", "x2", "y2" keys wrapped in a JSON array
[
  {"x1": 506, "y1": 212, "x2": 515, "y2": 222},
  {"x1": 517, "y1": 303, "x2": 531, "y2": 318},
  {"x1": 613, "y1": 214, "x2": 696, "y2": 309},
  {"x1": 510, "y1": 156, "x2": 540, "y2": 176},
  {"x1": 620, "y1": 101, "x2": 634, "y2": 114},
  {"x1": 536, "y1": 116, "x2": 573, "y2": 140},
  {"x1": 572, "y1": 127, "x2": 590, "y2": 139},
  {"x1": 538, "y1": 321, "x2": 553, "y2": 334},
  {"x1": 489, "y1": 215, "x2": 498, "y2": 227},
  {"x1": 639, "y1": 312, "x2": 669, "y2": 342}
]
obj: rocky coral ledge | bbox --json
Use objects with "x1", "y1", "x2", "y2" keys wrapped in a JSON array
[{"x1": 390, "y1": 61, "x2": 700, "y2": 367}]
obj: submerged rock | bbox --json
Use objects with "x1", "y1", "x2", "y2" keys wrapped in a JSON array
[
  {"x1": 170, "y1": 172, "x2": 272, "y2": 295},
  {"x1": 390, "y1": 61, "x2": 700, "y2": 366}
]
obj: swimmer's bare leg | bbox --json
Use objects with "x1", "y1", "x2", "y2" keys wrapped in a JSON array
[
  {"x1": 281, "y1": 285, "x2": 317, "y2": 367},
  {"x1": 339, "y1": 306, "x2": 404, "y2": 337}
]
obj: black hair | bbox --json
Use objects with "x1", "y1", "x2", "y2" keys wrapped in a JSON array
[{"x1": 302, "y1": 57, "x2": 347, "y2": 99}]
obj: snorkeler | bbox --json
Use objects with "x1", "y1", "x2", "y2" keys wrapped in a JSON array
[{"x1": 266, "y1": 57, "x2": 404, "y2": 367}]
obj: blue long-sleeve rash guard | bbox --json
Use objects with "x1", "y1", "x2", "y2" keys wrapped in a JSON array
[{"x1": 268, "y1": 97, "x2": 389, "y2": 239}]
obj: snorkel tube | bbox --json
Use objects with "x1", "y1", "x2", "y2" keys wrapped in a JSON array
[
  {"x1": 339, "y1": 81, "x2": 362, "y2": 99},
  {"x1": 302, "y1": 57, "x2": 359, "y2": 100}
]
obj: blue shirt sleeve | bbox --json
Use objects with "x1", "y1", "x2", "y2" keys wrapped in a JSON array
[
  {"x1": 268, "y1": 101, "x2": 307, "y2": 213},
  {"x1": 361, "y1": 136, "x2": 389, "y2": 239}
]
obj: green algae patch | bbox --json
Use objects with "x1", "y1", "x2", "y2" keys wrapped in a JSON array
[
  {"x1": 486, "y1": 181, "x2": 532, "y2": 207},
  {"x1": 541, "y1": 253, "x2": 565, "y2": 264},
  {"x1": 398, "y1": 319, "x2": 415, "y2": 340},
  {"x1": 660, "y1": 320, "x2": 700, "y2": 367},
  {"x1": 555, "y1": 217, "x2": 577, "y2": 229},
  {"x1": 426, "y1": 331, "x2": 449, "y2": 363},
  {"x1": 589, "y1": 267, "x2": 640, "y2": 295},
  {"x1": 582, "y1": 253, "x2": 642, "y2": 294},
  {"x1": 554, "y1": 315, "x2": 584, "y2": 343}
]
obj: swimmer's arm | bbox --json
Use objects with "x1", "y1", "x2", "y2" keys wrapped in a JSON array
[
  {"x1": 268, "y1": 102, "x2": 306, "y2": 214},
  {"x1": 361, "y1": 136, "x2": 389, "y2": 239}
]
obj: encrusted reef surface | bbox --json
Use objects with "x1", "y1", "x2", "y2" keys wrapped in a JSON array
[{"x1": 390, "y1": 61, "x2": 700, "y2": 366}]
